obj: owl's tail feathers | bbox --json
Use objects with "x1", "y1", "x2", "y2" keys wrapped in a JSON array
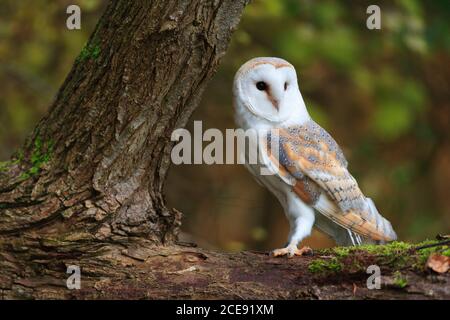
[
  {"x1": 314, "y1": 195, "x2": 397, "y2": 246},
  {"x1": 314, "y1": 213, "x2": 377, "y2": 246},
  {"x1": 365, "y1": 197, "x2": 397, "y2": 242}
]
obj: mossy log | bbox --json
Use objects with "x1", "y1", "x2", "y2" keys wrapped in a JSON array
[{"x1": 1, "y1": 240, "x2": 448, "y2": 299}]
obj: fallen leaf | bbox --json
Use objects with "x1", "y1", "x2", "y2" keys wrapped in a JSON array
[{"x1": 426, "y1": 253, "x2": 450, "y2": 273}]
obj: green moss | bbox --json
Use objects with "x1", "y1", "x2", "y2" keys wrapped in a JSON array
[
  {"x1": 442, "y1": 249, "x2": 450, "y2": 257},
  {"x1": 312, "y1": 240, "x2": 450, "y2": 275},
  {"x1": 0, "y1": 161, "x2": 10, "y2": 172},
  {"x1": 76, "y1": 43, "x2": 101, "y2": 63},
  {"x1": 0, "y1": 156, "x2": 22, "y2": 173},
  {"x1": 409, "y1": 240, "x2": 449, "y2": 268},
  {"x1": 16, "y1": 149, "x2": 24, "y2": 162},
  {"x1": 327, "y1": 241, "x2": 414, "y2": 258},
  {"x1": 331, "y1": 246, "x2": 352, "y2": 258},
  {"x1": 19, "y1": 135, "x2": 53, "y2": 180},
  {"x1": 393, "y1": 271, "x2": 408, "y2": 288},
  {"x1": 308, "y1": 258, "x2": 343, "y2": 274},
  {"x1": 324, "y1": 241, "x2": 414, "y2": 263},
  {"x1": 358, "y1": 241, "x2": 413, "y2": 255},
  {"x1": 19, "y1": 172, "x2": 31, "y2": 180}
]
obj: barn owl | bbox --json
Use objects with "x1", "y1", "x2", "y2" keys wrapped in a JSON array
[{"x1": 233, "y1": 57, "x2": 397, "y2": 257}]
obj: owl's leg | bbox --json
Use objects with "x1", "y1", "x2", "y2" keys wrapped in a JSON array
[{"x1": 272, "y1": 197, "x2": 315, "y2": 258}]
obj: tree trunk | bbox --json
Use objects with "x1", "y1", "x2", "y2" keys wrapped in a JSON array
[
  {"x1": 0, "y1": 0, "x2": 248, "y2": 240},
  {"x1": 0, "y1": 0, "x2": 448, "y2": 300},
  {"x1": 0, "y1": 0, "x2": 248, "y2": 298}
]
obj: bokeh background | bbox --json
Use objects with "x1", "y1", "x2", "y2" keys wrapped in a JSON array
[{"x1": 1, "y1": 0, "x2": 449, "y2": 251}]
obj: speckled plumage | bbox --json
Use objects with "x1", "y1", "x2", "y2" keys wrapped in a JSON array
[{"x1": 265, "y1": 121, "x2": 397, "y2": 241}]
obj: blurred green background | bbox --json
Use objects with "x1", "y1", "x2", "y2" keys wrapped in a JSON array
[{"x1": 0, "y1": 0, "x2": 449, "y2": 251}]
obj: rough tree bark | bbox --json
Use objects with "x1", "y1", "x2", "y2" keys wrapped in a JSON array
[
  {"x1": 0, "y1": 0, "x2": 249, "y2": 241},
  {"x1": 0, "y1": 0, "x2": 448, "y2": 300}
]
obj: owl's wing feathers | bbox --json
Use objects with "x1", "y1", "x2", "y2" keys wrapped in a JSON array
[{"x1": 265, "y1": 121, "x2": 397, "y2": 242}]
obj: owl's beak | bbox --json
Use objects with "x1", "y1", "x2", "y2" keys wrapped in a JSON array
[
  {"x1": 267, "y1": 83, "x2": 283, "y2": 111},
  {"x1": 272, "y1": 99, "x2": 279, "y2": 110},
  {"x1": 267, "y1": 92, "x2": 280, "y2": 111}
]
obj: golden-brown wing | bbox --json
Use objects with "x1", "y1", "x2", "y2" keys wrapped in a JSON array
[{"x1": 266, "y1": 121, "x2": 397, "y2": 241}]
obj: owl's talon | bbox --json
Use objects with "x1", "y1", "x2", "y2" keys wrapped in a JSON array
[{"x1": 271, "y1": 245, "x2": 312, "y2": 258}]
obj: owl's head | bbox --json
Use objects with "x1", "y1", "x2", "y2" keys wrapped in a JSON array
[{"x1": 233, "y1": 57, "x2": 308, "y2": 126}]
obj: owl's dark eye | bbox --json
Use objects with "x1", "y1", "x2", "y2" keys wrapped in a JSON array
[
  {"x1": 256, "y1": 81, "x2": 267, "y2": 91},
  {"x1": 284, "y1": 82, "x2": 288, "y2": 91}
]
